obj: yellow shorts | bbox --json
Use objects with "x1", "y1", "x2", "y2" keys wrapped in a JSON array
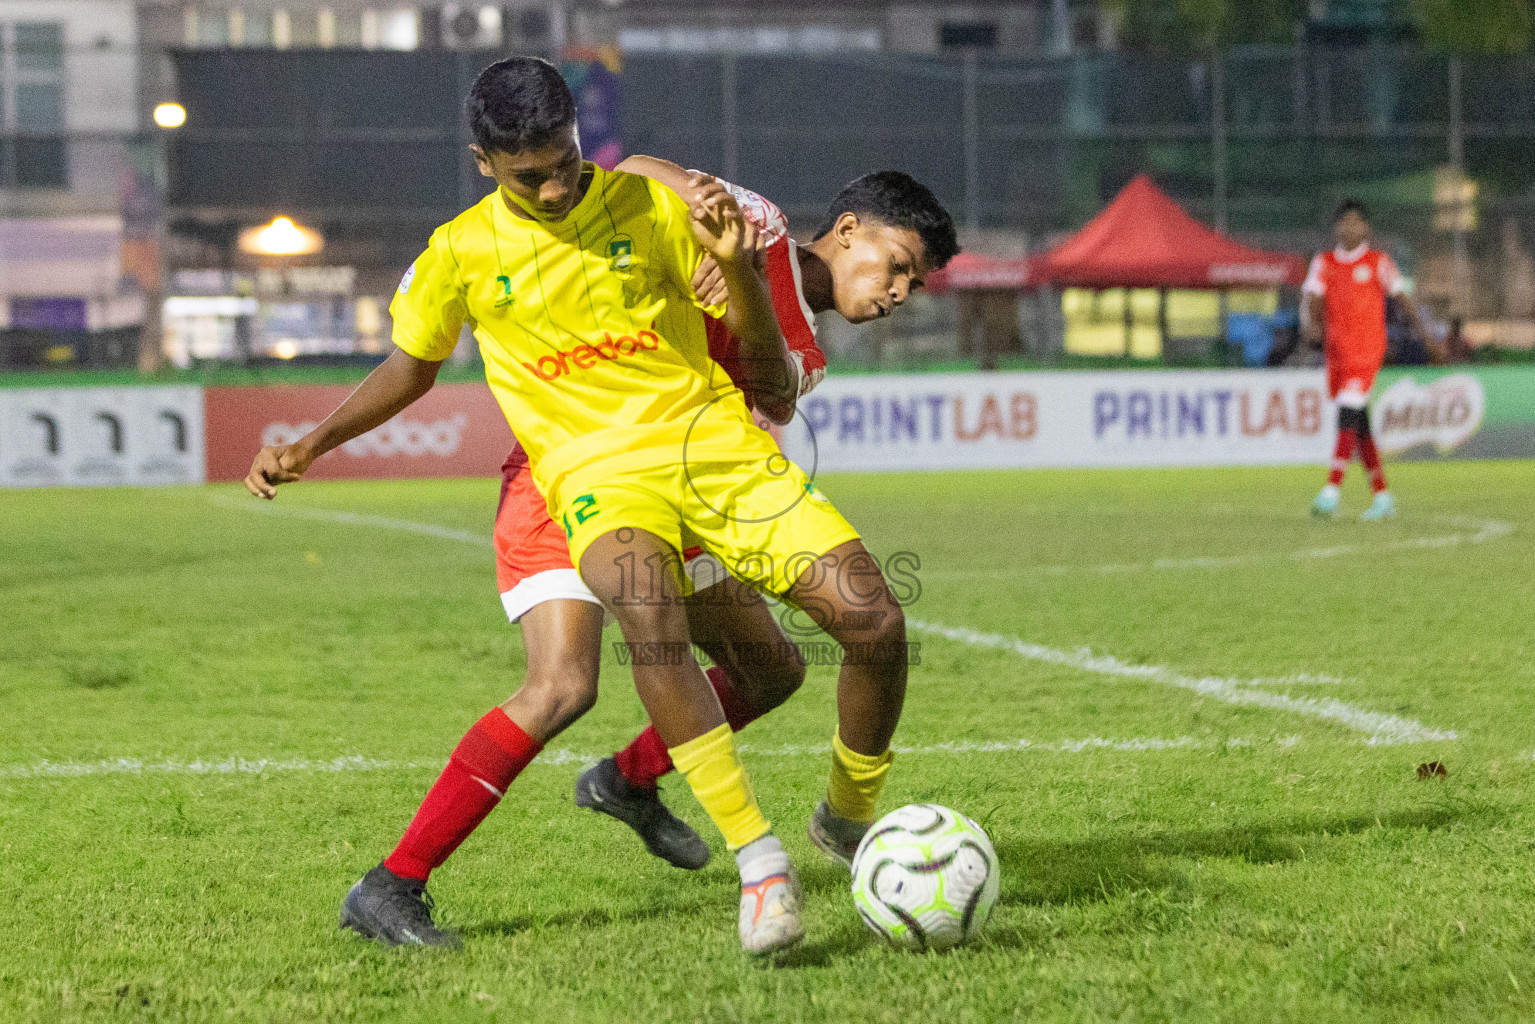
[{"x1": 553, "y1": 453, "x2": 861, "y2": 599}]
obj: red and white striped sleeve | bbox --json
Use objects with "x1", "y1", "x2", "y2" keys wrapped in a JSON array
[
  {"x1": 695, "y1": 176, "x2": 827, "y2": 397},
  {"x1": 689, "y1": 173, "x2": 790, "y2": 246},
  {"x1": 763, "y1": 239, "x2": 826, "y2": 397}
]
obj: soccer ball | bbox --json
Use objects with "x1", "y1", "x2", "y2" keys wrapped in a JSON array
[{"x1": 850, "y1": 803, "x2": 1000, "y2": 952}]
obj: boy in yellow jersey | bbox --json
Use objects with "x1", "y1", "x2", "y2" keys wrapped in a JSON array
[{"x1": 244, "y1": 57, "x2": 910, "y2": 956}]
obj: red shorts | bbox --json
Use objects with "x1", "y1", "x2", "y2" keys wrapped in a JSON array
[
  {"x1": 1326, "y1": 340, "x2": 1383, "y2": 404},
  {"x1": 493, "y1": 462, "x2": 721, "y2": 623},
  {"x1": 1327, "y1": 361, "x2": 1380, "y2": 404}
]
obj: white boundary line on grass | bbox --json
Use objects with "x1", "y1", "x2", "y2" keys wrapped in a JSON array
[
  {"x1": 906, "y1": 618, "x2": 1457, "y2": 746},
  {"x1": 0, "y1": 735, "x2": 1304, "y2": 780},
  {"x1": 1059, "y1": 515, "x2": 1513, "y2": 575},
  {"x1": 208, "y1": 494, "x2": 491, "y2": 547},
  {"x1": 926, "y1": 515, "x2": 1514, "y2": 579},
  {"x1": 206, "y1": 494, "x2": 1458, "y2": 746}
]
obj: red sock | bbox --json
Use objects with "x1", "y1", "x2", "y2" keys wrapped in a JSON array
[
  {"x1": 614, "y1": 666, "x2": 759, "y2": 790},
  {"x1": 1328, "y1": 427, "x2": 1358, "y2": 486},
  {"x1": 1359, "y1": 433, "x2": 1388, "y2": 493},
  {"x1": 383, "y1": 708, "x2": 542, "y2": 881}
]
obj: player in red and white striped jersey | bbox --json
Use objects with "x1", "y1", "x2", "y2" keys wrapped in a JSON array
[
  {"x1": 1302, "y1": 198, "x2": 1429, "y2": 521},
  {"x1": 375, "y1": 159, "x2": 958, "y2": 883},
  {"x1": 491, "y1": 159, "x2": 830, "y2": 635}
]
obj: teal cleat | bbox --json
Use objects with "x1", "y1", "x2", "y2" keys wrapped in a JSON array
[
  {"x1": 1361, "y1": 491, "x2": 1397, "y2": 521},
  {"x1": 1311, "y1": 485, "x2": 1340, "y2": 518}
]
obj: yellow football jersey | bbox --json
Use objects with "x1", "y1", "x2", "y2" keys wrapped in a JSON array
[{"x1": 389, "y1": 163, "x2": 776, "y2": 502}]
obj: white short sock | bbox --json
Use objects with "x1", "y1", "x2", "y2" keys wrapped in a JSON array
[{"x1": 736, "y1": 834, "x2": 788, "y2": 885}]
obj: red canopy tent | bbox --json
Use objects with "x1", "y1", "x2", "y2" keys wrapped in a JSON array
[
  {"x1": 1030, "y1": 174, "x2": 1306, "y2": 289},
  {"x1": 925, "y1": 176, "x2": 1304, "y2": 364}
]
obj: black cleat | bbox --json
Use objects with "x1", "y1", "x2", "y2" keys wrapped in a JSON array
[
  {"x1": 339, "y1": 863, "x2": 460, "y2": 948},
  {"x1": 575, "y1": 757, "x2": 711, "y2": 870},
  {"x1": 808, "y1": 800, "x2": 870, "y2": 870}
]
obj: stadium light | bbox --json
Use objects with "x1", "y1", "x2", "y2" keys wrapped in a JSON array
[
  {"x1": 153, "y1": 102, "x2": 187, "y2": 130},
  {"x1": 238, "y1": 216, "x2": 324, "y2": 257}
]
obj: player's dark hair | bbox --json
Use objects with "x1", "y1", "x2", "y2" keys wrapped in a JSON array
[
  {"x1": 1333, "y1": 198, "x2": 1369, "y2": 223},
  {"x1": 814, "y1": 172, "x2": 960, "y2": 270},
  {"x1": 466, "y1": 56, "x2": 576, "y2": 156}
]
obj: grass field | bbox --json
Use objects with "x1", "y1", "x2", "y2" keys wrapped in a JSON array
[{"x1": 3, "y1": 461, "x2": 1534, "y2": 1023}]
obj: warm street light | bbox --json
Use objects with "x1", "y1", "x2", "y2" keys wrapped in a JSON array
[
  {"x1": 238, "y1": 216, "x2": 324, "y2": 256},
  {"x1": 153, "y1": 102, "x2": 187, "y2": 129}
]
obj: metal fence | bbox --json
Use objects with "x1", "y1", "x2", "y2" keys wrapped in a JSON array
[
  {"x1": 149, "y1": 45, "x2": 1535, "y2": 231},
  {"x1": 9, "y1": 43, "x2": 1535, "y2": 370},
  {"x1": 623, "y1": 47, "x2": 1535, "y2": 235}
]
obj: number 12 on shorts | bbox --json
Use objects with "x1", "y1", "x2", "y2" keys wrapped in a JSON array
[{"x1": 562, "y1": 493, "x2": 600, "y2": 539}]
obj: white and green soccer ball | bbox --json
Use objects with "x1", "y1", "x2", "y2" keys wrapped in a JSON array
[{"x1": 850, "y1": 803, "x2": 1000, "y2": 952}]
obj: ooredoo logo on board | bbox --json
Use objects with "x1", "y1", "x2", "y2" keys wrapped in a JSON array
[
  {"x1": 202, "y1": 384, "x2": 513, "y2": 482},
  {"x1": 260, "y1": 414, "x2": 469, "y2": 458}
]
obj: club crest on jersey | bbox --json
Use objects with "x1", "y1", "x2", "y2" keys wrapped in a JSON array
[
  {"x1": 1353, "y1": 264, "x2": 1372, "y2": 283},
  {"x1": 608, "y1": 236, "x2": 634, "y2": 271},
  {"x1": 802, "y1": 481, "x2": 834, "y2": 510}
]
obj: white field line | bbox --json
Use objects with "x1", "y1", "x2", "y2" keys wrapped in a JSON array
[
  {"x1": 1247, "y1": 673, "x2": 1347, "y2": 686},
  {"x1": 0, "y1": 735, "x2": 1304, "y2": 781},
  {"x1": 0, "y1": 755, "x2": 412, "y2": 780},
  {"x1": 208, "y1": 494, "x2": 491, "y2": 547},
  {"x1": 907, "y1": 618, "x2": 1457, "y2": 746},
  {"x1": 1020, "y1": 516, "x2": 1514, "y2": 578}
]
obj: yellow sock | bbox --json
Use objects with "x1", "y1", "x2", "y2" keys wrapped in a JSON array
[
  {"x1": 668, "y1": 723, "x2": 771, "y2": 851},
  {"x1": 826, "y1": 731, "x2": 893, "y2": 823}
]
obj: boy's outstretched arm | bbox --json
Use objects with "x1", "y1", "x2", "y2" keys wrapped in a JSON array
[
  {"x1": 244, "y1": 346, "x2": 444, "y2": 498},
  {"x1": 615, "y1": 154, "x2": 696, "y2": 195}
]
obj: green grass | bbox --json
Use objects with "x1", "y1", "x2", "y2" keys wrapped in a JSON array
[{"x1": 3, "y1": 462, "x2": 1535, "y2": 1023}]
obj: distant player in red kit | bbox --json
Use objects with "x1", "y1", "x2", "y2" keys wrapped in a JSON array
[{"x1": 1301, "y1": 199, "x2": 1428, "y2": 521}]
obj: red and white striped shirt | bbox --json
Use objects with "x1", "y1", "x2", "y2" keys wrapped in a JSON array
[{"x1": 701, "y1": 176, "x2": 826, "y2": 400}]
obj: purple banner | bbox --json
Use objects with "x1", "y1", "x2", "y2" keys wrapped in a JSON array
[
  {"x1": 563, "y1": 47, "x2": 623, "y2": 170},
  {"x1": 11, "y1": 297, "x2": 87, "y2": 331}
]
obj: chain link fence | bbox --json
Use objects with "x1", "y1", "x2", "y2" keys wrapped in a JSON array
[{"x1": 7, "y1": 43, "x2": 1535, "y2": 370}]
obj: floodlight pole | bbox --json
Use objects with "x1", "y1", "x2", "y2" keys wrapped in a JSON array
[
  {"x1": 721, "y1": 50, "x2": 739, "y2": 184},
  {"x1": 135, "y1": 128, "x2": 169, "y2": 376},
  {"x1": 1211, "y1": 48, "x2": 1228, "y2": 234},
  {"x1": 1051, "y1": 0, "x2": 1071, "y2": 54},
  {"x1": 1448, "y1": 54, "x2": 1467, "y2": 317},
  {"x1": 962, "y1": 50, "x2": 980, "y2": 232}
]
